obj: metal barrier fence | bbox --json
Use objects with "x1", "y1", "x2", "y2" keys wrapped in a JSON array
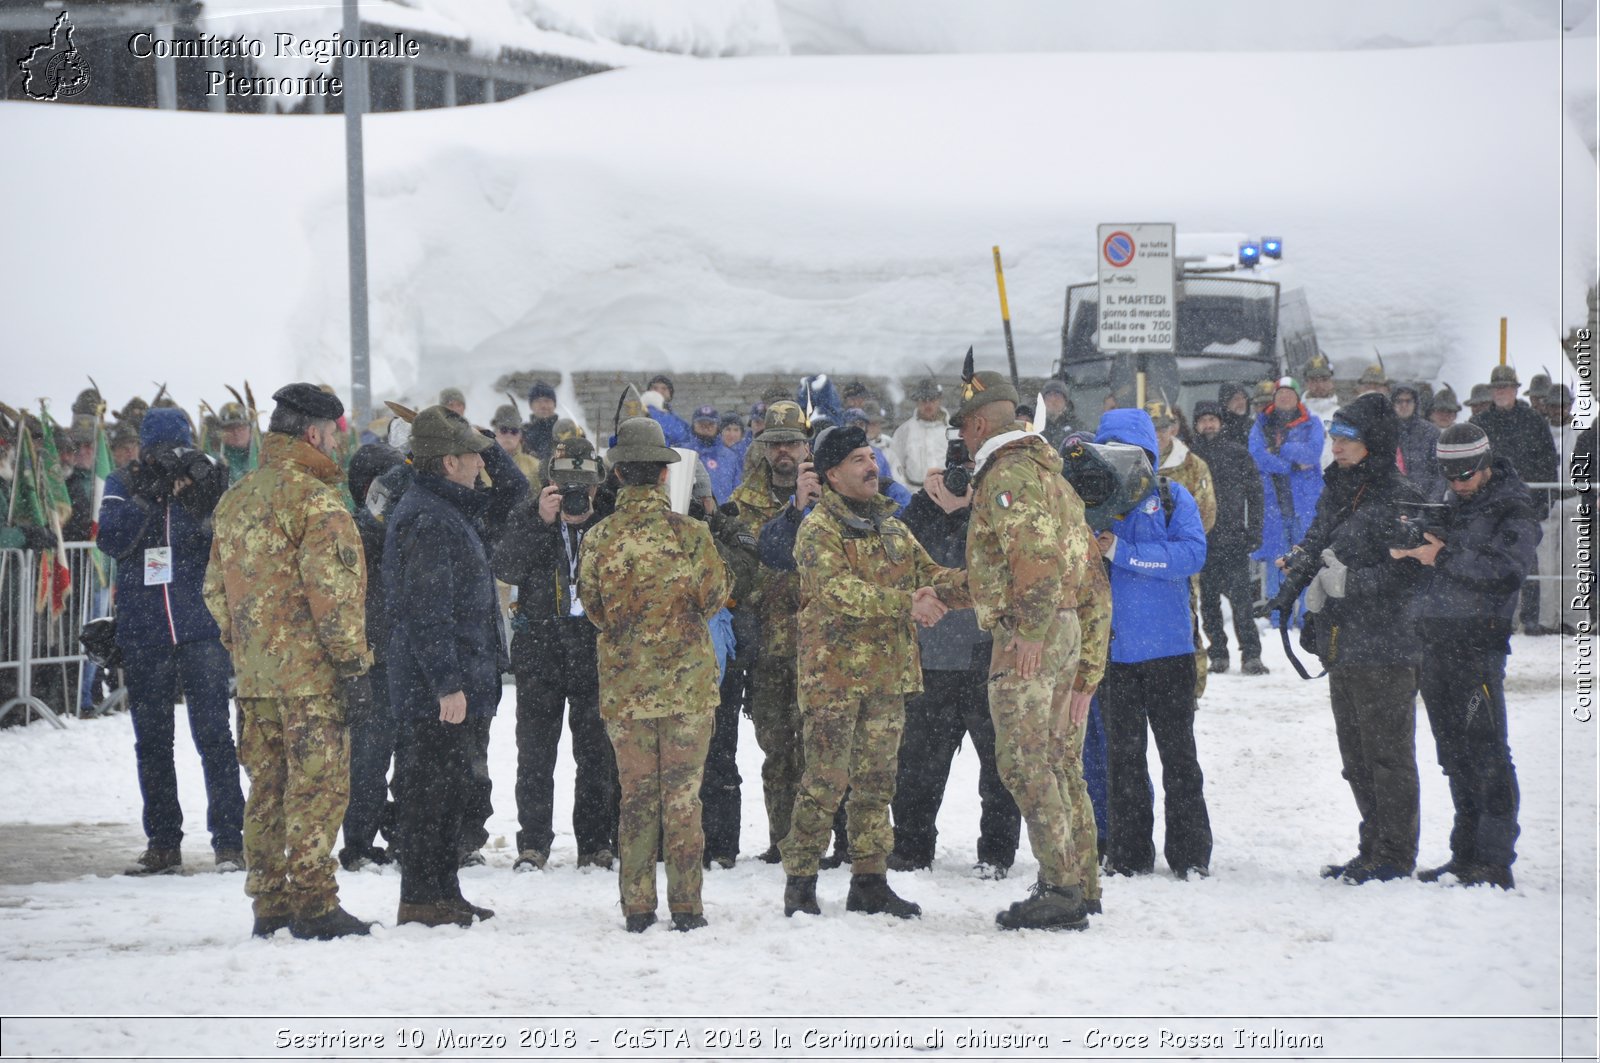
[{"x1": 0, "y1": 542, "x2": 116, "y2": 729}]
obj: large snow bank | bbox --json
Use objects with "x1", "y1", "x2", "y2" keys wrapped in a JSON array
[{"x1": 2, "y1": 39, "x2": 1592, "y2": 417}]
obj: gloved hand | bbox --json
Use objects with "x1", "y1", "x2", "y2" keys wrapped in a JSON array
[
  {"x1": 20, "y1": 523, "x2": 58, "y2": 553},
  {"x1": 176, "y1": 455, "x2": 228, "y2": 520},
  {"x1": 127, "y1": 459, "x2": 171, "y2": 503},
  {"x1": 1317, "y1": 548, "x2": 1348, "y2": 599},
  {"x1": 338, "y1": 672, "x2": 374, "y2": 723}
]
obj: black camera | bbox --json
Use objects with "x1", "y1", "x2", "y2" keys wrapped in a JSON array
[
  {"x1": 942, "y1": 428, "x2": 972, "y2": 497},
  {"x1": 146, "y1": 443, "x2": 216, "y2": 487},
  {"x1": 1391, "y1": 501, "x2": 1449, "y2": 552},
  {"x1": 559, "y1": 482, "x2": 593, "y2": 518}
]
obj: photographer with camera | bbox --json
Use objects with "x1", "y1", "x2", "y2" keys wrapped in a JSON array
[
  {"x1": 1283, "y1": 394, "x2": 1428, "y2": 884},
  {"x1": 98, "y1": 407, "x2": 244, "y2": 878},
  {"x1": 1393, "y1": 423, "x2": 1539, "y2": 890},
  {"x1": 493, "y1": 436, "x2": 620, "y2": 873}
]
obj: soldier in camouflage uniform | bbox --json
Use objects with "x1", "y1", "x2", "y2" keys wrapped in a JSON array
[
  {"x1": 957, "y1": 363, "x2": 1112, "y2": 931},
  {"x1": 204, "y1": 384, "x2": 375, "y2": 941},
  {"x1": 1148, "y1": 401, "x2": 1216, "y2": 699},
  {"x1": 775, "y1": 423, "x2": 969, "y2": 919},
  {"x1": 727, "y1": 400, "x2": 844, "y2": 863},
  {"x1": 579, "y1": 418, "x2": 731, "y2": 933}
]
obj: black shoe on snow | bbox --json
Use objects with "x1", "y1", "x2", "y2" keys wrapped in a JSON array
[
  {"x1": 784, "y1": 874, "x2": 821, "y2": 917},
  {"x1": 291, "y1": 905, "x2": 375, "y2": 940},
  {"x1": 1172, "y1": 865, "x2": 1211, "y2": 881},
  {"x1": 251, "y1": 913, "x2": 293, "y2": 939},
  {"x1": 845, "y1": 873, "x2": 921, "y2": 919},
  {"x1": 995, "y1": 881, "x2": 1089, "y2": 932},
  {"x1": 1455, "y1": 863, "x2": 1515, "y2": 890},
  {"x1": 1417, "y1": 859, "x2": 1464, "y2": 883},
  {"x1": 457, "y1": 848, "x2": 486, "y2": 869},
  {"x1": 670, "y1": 913, "x2": 709, "y2": 932},
  {"x1": 1340, "y1": 862, "x2": 1411, "y2": 884},
  {"x1": 513, "y1": 849, "x2": 549, "y2": 872},
  {"x1": 124, "y1": 848, "x2": 183, "y2": 876},
  {"x1": 972, "y1": 861, "x2": 1010, "y2": 880},
  {"x1": 702, "y1": 853, "x2": 736, "y2": 870},
  {"x1": 1085, "y1": 897, "x2": 1103, "y2": 916},
  {"x1": 624, "y1": 912, "x2": 658, "y2": 933},
  {"x1": 214, "y1": 849, "x2": 245, "y2": 873},
  {"x1": 757, "y1": 844, "x2": 783, "y2": 864},
  {"x1": 885, "y1": 852, "x2": 928, "y2": 873},
  {"x1": 446, "y1": 897, "x2": 495, "y2": 921},
  {"x1": 1241, "y1": 657, "x2": 1269, "y2": 676},
  {"x1": 577, "y1": 849, "x2": 615, "y2": 870},
  {"x1": 1209, "y1": 655, "x2": 1230, "y2": 675}
]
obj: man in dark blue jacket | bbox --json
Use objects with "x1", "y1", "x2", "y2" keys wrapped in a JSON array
[
  {"x1": 1093, "y1": 409, "x2": 1213, "y2": 879},
  {"x1": 385, "y1": 406, "x2": 525, "y2": 927},
  {"x1": 1395, "y1": 423, "x2": 1539, "y2": 890},
  {"x1": 97, "y1": 407, "x2": 244, "y2": 876}
]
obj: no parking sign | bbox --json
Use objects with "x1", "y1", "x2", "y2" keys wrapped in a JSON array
[{"x1": 1096, "y1": 222, "x2": 1176, "y2": 353}]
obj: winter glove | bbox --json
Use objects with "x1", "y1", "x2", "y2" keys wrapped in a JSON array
[
  {"x1": 1317, "y1": 548, "x2": 1348, "y2": 599},
  {"x1": 20, "y1": 523, "x2": 58, "y2": 553},
  {"x1": 338, "y1": 672, "x2": 374, "y2": 724},
  {"x1": 127, "y1": 459, "x2": 172, "y2": 504},
  {"x1": 175, "y1": 454, "x2": 228, "y2": 521}
]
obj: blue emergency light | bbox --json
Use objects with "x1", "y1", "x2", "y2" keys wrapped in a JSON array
[
  {"x1": 1238, "y1": 241, "x2": 1261, "y2": 268},
  {"x1": 1262, "y1": 237, "x2": 1283, "y2": 259}
]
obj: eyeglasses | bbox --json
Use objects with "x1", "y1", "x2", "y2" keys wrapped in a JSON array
[{"x1": 1445, "y1": 466, "x2": 1482, "y2": 483}]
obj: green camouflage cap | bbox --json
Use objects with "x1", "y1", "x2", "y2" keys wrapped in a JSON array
[
  {"x1": 607, "y1": 416, "x2": 680, "y2": 464},
  {"x1": 409, "y1": 405, "x2": 492, "y2": 459},
  {"x1": 548, "y1": 435, "x2": 603, "y2": 484},
  {"x1": 759, "y1": 400, "x2": 810, "y2": 443}
]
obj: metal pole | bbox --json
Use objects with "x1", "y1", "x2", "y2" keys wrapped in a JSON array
[
  {"x1": 992, "y1": 246, "x2": 1019, "y2": 390},
  {"x1": 343, "y1": 0, "x2": 371, "y2": 428}
]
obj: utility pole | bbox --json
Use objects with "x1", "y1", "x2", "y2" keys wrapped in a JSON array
[{"x1": 343, "y1": 0, "x2": 371, "y2": 428}]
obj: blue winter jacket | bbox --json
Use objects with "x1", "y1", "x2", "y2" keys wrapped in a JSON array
[
  {"x1": 97, "y1": 469, "x2": 221, "y2": 649},
  {"x1": 383, "y1": 474, "x2": 508, "y2": 719},
  {"x1": 1094, "y1": 409, "x2": 1208, "y2": 664},
  {"x1": 704, "y1": 443, "x2": 745, "y2": 505},
  {"x1": 647, "y1": 407, "x2": 693, "y2": 448},
  {"x1": 1248, "y1": 404, "x2": 1325, "y2": 561}
]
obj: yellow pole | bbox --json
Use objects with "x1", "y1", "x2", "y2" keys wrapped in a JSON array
[
  {"x1": 1499, "y1": 317, "x2": 1507, "y2": 366},
  {"x1": 992, "y1": 246, "x2": 1019, "y2": 390}
]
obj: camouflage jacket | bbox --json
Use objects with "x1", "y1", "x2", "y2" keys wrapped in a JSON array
[
  {"x1": 794, "y1": 489, "x2": 968, "y2": 706},
  {"x1": 729, "y1": 475, "x2": 801, "y2": 659},
  {"x1": 204, "y1": 433, "x2": 371, "y2": 698},
  {"x1": 1159, "y1": 439, "x2": 1217, "y2": 533},
  {"x1": 579, "y1": 484, "x2": 731, "y2": 722},
  {"x1": 967, "y1": 427, "x2": 1111, "y2": 690}
]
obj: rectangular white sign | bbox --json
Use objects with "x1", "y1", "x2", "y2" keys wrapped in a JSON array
[{"x1": 1096, "y1": 223, "x2": 1176, "y2": 353}]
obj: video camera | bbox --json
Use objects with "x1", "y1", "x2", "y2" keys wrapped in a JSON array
[{"x1": 1060, "y1": 438, "x2": 1156, "y2": 532}]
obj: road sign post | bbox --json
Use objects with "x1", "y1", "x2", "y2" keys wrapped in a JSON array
[{"x1": 1096, "y1": 223, "x2": 1177, "y2": 355}]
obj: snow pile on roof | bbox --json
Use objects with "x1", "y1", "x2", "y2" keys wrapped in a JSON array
[{"x1": 1, "y1": 39, "x2": 1592, "y2": 418}]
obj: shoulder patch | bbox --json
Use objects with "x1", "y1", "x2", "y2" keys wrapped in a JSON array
[
  {"x1": 997, "y1": 491, "x2": 1012, "y2": 509},
  {"x1": 1142, "y1": 496, "x2": 1161, "y2": 514},
  {"x1": 338, "y1": 542, "x2": 360, "y2": 571}
]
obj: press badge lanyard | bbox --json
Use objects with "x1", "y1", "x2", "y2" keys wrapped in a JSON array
[{"x1": 561, "y1": 524, "x2": 585, "y2": 617}]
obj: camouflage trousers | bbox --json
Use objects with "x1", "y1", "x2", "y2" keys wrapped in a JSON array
[
  {"x1": 749, "y1": 655, "x2": 804, "y2": 848},
  {"x1": 1190, "y1": 576, "x2": 1208, "y2": 700},
  {"x1": 236, "y1": 696, "x2": 349, "y2": 920},
  {"x1": 988, "y1": 611, "x2": 1099, "y2": 897},
  {"x1": 605, "y1": 711, "x2": 714, "y2": 917},
  {"x1": 780, "y1": 692, "x2": 903, "y2": 876}
]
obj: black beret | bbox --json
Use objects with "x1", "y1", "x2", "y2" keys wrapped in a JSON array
[{"x1": 272, "y1": 382, "x2": 344, "y2": 421}]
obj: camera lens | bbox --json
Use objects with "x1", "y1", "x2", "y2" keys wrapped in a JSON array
[{"x1": 560, "y1": 484, "x2": 591, "y2": 517}]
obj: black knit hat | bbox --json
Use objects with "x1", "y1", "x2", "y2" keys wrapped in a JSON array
[
  {"x1": 1329, "y1": 392, "x2": 1400, "y2": 468},
  {"x1": 1192, "y1": 400, "x2": 1223, "y2": 422},
  {"x1": 812, "y1": 424, "x2": 870, "y2": 480},
  {"x1": 1437, "y1": 423, "x2": 1491, "y2": 480}
]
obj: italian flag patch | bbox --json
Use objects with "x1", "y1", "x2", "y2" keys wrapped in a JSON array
[{"x1": 997, "y1": 491, "x2": 1012, "y2": 509}]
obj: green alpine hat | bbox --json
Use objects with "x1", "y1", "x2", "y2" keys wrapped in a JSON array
[
  {"x1": 1467, "y1": 383, "x2": 1492, "y2": 405},
  {"x1": 949, "y1": 348, "x2": 1021, "y2": 427},
  {"x1": 409, "y1": 405, "x2": 492, "y2": 459},
  {"x1": 1430, "y1": 384, "x2": 1461, "y2": 412},
  {"x1": 1357, "y1": 364, "x2": 1389, "y2": 388},
  {"x1": 1303, "y1": 352, "x2": 1334, "y2": 379},
  {"x1": 607, "y1": 416, "x2": 681, "y2": 464},
  {"x1": 1488, "y1": 364, "x2": 1519, "y2": 388},
  {"x1": 548, "y1": 436, "x2": 603, "y2": 484},
  {"x1": 759, "y1": 400, "x2": 810, "y2": 443}
]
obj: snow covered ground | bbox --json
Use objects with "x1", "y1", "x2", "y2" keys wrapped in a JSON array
[{"x1": 0, "y1": 627, "x2": 1590, "y2": 1058}]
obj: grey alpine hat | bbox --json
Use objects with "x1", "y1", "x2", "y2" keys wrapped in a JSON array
[
  {"x1": 607, "y1": 416, "x2": 681, "y2": 464},
  {"x1": 409, "y1": 405, "x2": 492, "y2": 459}
]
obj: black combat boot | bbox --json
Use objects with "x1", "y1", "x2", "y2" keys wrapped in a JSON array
[
  {"x1": 1455, "y1": 863, "x2": 1515, "y2": 890},
  {"x1": 784, "y1": 874, "x2": 820, "y2": 917},
  {"x1": 446, "y1": 896, "x2": 495, "y2": 921},
  {"x1": 291, "y1": 905, "x2": 375, "y2": 940},
  {"x1": 670, "y1": 913, "x2": 709, "y2": 932},
  {"x1": 757, "y1": 844, "x2": 782, "y2": 864},
  {"x1": 124, "y1": 848, "x2": 183, "y2": 876},
  {"x1": 995, "y1": 881, "x2": 1089, "y2": 932},
  {"x1": 624, "y1": 912, "x2": 658, "y2": 933},
  {"x1": 1417, "y1": 858, "x2": 1465, "y2": 883},
  {"x1": 397, "y1": 901, "x2": 473, "y2": 929},
  {"x1": 1340, "y1": 862, "x2": 1410, "y2": 884},
  {"x1": 845, "y1": 873, "x2": 921, "y2": 919},
  {"x1": 251, "y1": 913, "x2": 293, "y2": 939}
]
